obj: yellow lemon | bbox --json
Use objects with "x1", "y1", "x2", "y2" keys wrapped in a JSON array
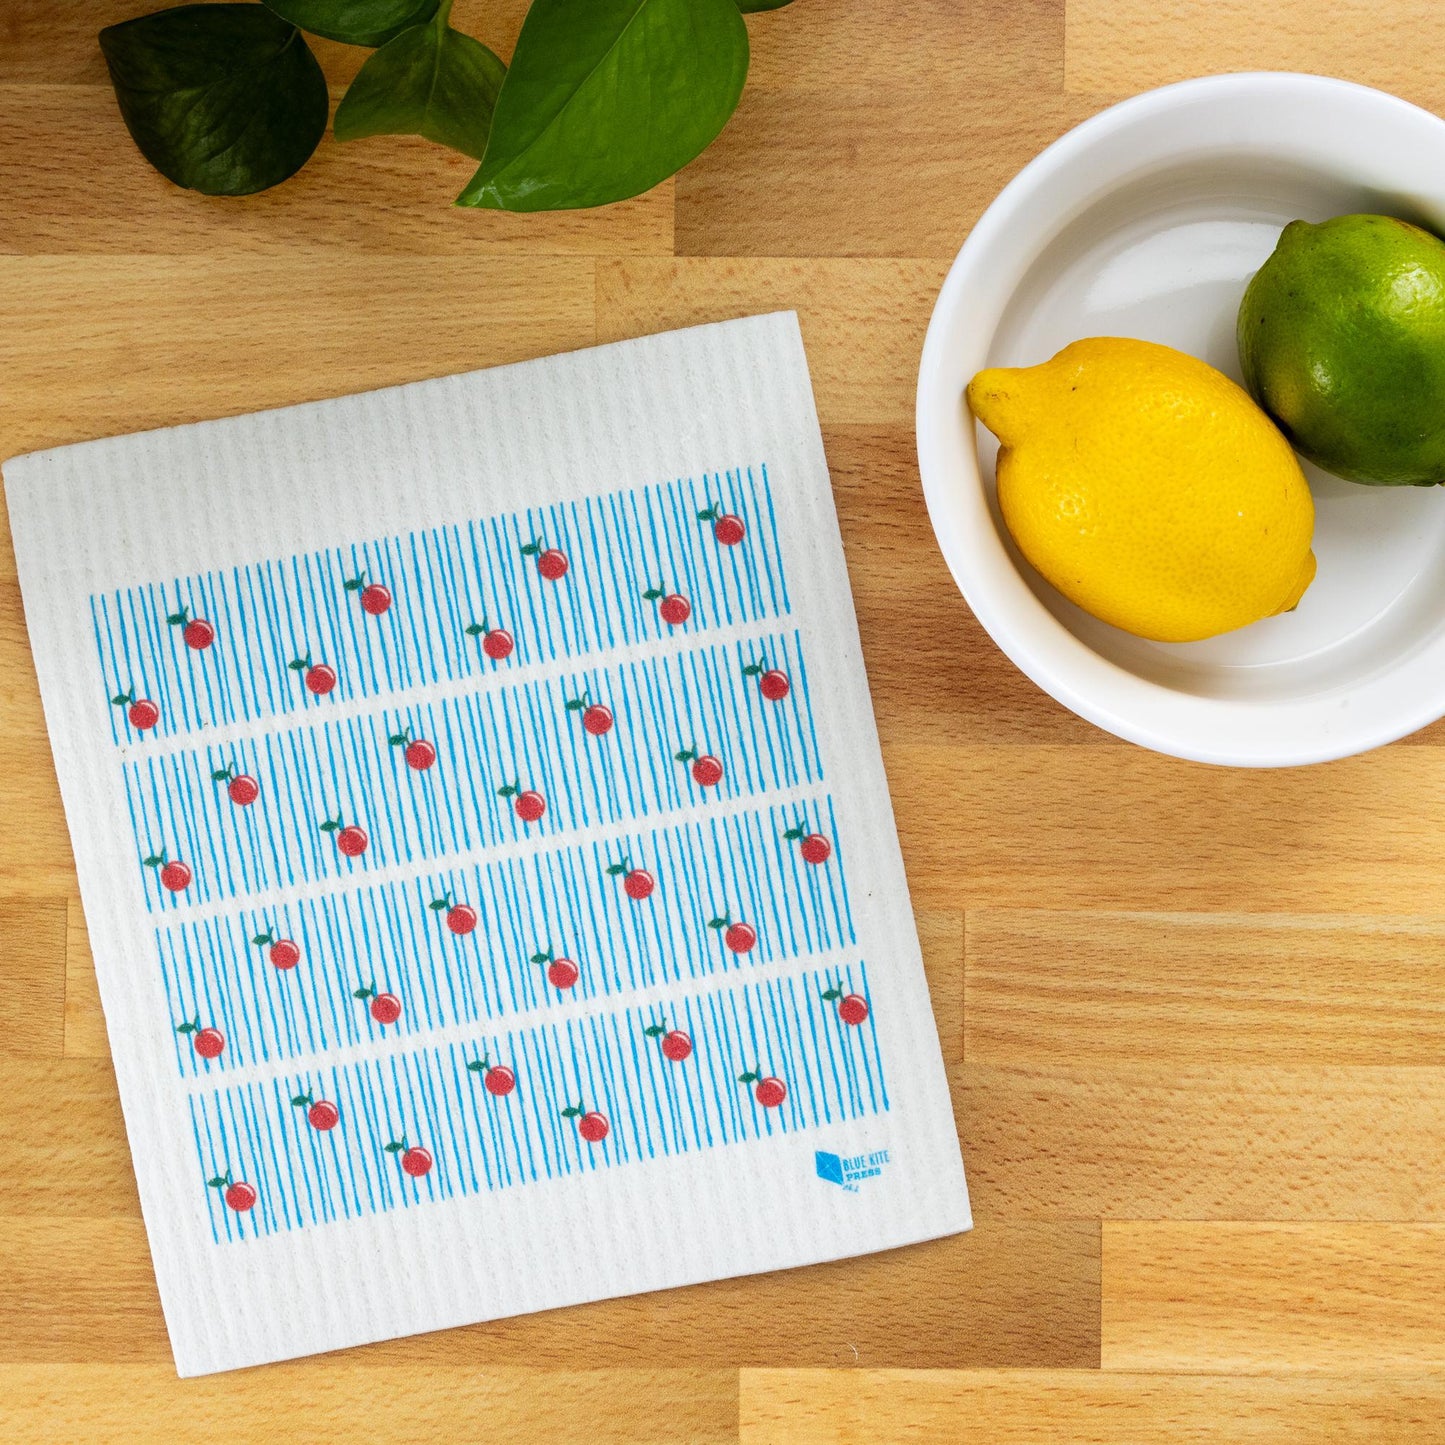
[{"x1": 966, "y1": 337, "x2": 1316, "y2": 643}]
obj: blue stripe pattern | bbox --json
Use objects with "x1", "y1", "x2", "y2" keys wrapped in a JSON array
[
  {"x1": 94, "y1": 467, "x2": 791, "y2": 745},
  {"x1": 160, "y1": 797, "x2": 853, "y2": 1076},
  {"x1": 127, "y1": 632, "x2": 820, "y2": 911},
  {"x1": 192, "y1": 960, "x2": 886, "y2": 1241}
]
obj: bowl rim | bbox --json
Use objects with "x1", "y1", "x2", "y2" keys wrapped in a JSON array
[{"x1": 916, "y1": 71, "x2": 1445, "y2": 767}]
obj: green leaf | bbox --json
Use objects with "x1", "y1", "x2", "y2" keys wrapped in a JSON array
[
  {"x1": 290, "y1": 1093, "x2": 310, "y2": 1106},
  {"x1": 319, "y1": 821, "x2": 339, "y2": 832},
  {"x1": 335, "y1": 12, "x2": 505, "y2": 162},
  {"x1": 429, "y1": 899, "x2": 448, "y2": 911},
  {"x1": 708, "y1": 917, "x2": 727, "y2": 929},
  {"x1": 143, "y1": 854, "x2": 164, "y2": 867},
  {"x1": 466, "y1": 1060, "x2": 484, "y2": 1072},
  {"x1": 262, "y1": 0, "x2": 439, "y2": 47},
  {"x1": 387, "y1": 733, "x2": 407, "y2": 745},
  {"x1": 464, "y1": 623, "x2": 485, "y2": 636},
  {"x1": 458, "y1": 0, "x2": 748, "y2": 212},
  {"x1": 251, "y1": 933, "x2": 272, "y2": 946},
  {"x1": 288, "y1": 659, "x2": 307, "y2": 671},
  {"x1": 384, "y1": 1141, "x2": 404, "y2": 1152},
  {"x1": 210, "y1": 768, "x2": 231, "y2": 781},
  {"x1": 99, "y1": 4, "x2": 328, "y2": 198},
  {"x1": 207, "y1": 1174, "x2": 228, "y2": 1187}
]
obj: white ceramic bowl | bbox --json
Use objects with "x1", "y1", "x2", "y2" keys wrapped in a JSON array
[{"x1": 917, "y1": 73, "x2": 1445, "y2": 766}]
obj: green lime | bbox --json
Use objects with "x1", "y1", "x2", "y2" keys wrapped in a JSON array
[{"x1": 1238, "y1": 214, "x2": 1445, "y2": 486}]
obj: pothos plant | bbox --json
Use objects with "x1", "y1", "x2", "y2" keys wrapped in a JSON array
[{"x1": 98, "y1": 0, "x2": 793, "y2": 209}]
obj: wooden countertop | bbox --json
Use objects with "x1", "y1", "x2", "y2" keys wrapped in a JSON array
[{"x1": 3, "y1": 1, "x2": 1445, "y2": 1438}]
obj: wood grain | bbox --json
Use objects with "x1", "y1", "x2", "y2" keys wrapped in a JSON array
[
  {"x1": 1103, "y1": 1223, "x2": 1445, "y2": 1372},
  {"x1": 1065, "y1": 0, "x2": 1445, "y2": 111},
  {"x1": 966, "y1": 910, "x2": 1445, "y2": 1065},
  {"x1": 5, "y1": 0, "x2": 1445, "y2": 1435},
  {"x1": 0, "y1": 1365, "x2": 738, "y2": 1443},
  {"x1": 962, "y1": 1065, "x2": 1445, "y2": 1221},
  {"x1": 740, "y1": 1369, "x2": 1445, "y2": 1443}
]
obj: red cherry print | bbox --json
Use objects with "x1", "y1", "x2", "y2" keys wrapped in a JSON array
[
  {"x1": 548, "y1": 956, "x2": 580, "y2": 991},
  {"x1": 643, "y1": 586, "x2": 692, "y2": 625},
  {"x1": 194, "y1": 1027, "x2": 224, "y2": 1059},
  {"x1": 698, "y1": 504, "x2": 745, "y2": 546},
  {"x1": 725, "y1": 922, "x2": 756, "y2": 954},
  {"x1": 166, "y1": 607, "x2": 214, "y2": 651},
  {"x1": 113, "y1": 692, "x2": 160, "y2": 730},
  {"x1": 566, "y1": 695, "x2": 614, "y2": 736},
  {"x1": 430, "y1": 894, "x2": 477, "y2": 935},
  {"x1": 178, "y1": 1019, "x2": 224, "y2": 1058},
  {"x1": 821, "y1": 986, "x2": 869, "y2": 1025},
  {"x1": 355, "y1": 984, "x2": 401, "y2": 1024},
  {"x1": 390, "y1": 727, "x2": 437, "y2": 771},
  {"x1": 530, "y1": 947, "x2": 579, "y2": 990},
  {"x1": 785, "y1": 822, "x2": 832, "y2": 864},
  {"x1": 739, "y1": 1070, "x2": 786, "y2": 1108},
  {"x1": 309, "y1": 1100, "x2": 340, "y2": 1130},
  {"x1": 184, "y1": 618, "x2": 214, "y2": 650},
  {"x1": 208, "y1": 1173, "x2": 256, "y2": 1212},
  {"x1": 675, "y1": 748, "x2": 723, "y2": 787},
  {"x1": 743, "y1": 660, "x2": 790, "y2": 700},
  {"x1": 709, "y1": 914, "x2": 756, "y2": 954},
  {"x1": 562, "y1": 1105, "x2": 610, "y2": 1142},
  {"x1": 467, "y1": 1057, "x2": 517, "y2": 1095},
  {"x1": 228, "y1": 773, "x2": 259, "y2": 805},
  {"x1": 226, "y1": 1181, "x2": 257, "y2": 1211},
  {"x1": 467, "y1": 620, "x2": 516, "y2": 659},
  {"x1": 253, "y1": 930, "x2": 300, "y2": 969},
  {"x1": 498, "y1": 784, "x2": 546, "y2": 822},
  {"x1": 606, "y1": 858, "x2": 655, "y2": 899},
  {"x1": 386, "y1": 1137, "x2": 433, "y2": 1177},
  {"x1": 289, "y1": 654, "x2": 338, "y2": 695},
  {"x1": 212, "y1": 762, "x2": 259, "y2": 806},
  {"x1": 343, "y1": 573, "x2": 392, "y2": 616},
  {"x1": 292, "y1": 1094, "x2": 340, "y2": 1131},
  {"x1": 145, "y1": 852, "x2": 192, "y2": 892},
  {"x1": 521, "y1": 540, "x2": 569, "y2": 580},
  {"x1": 645, "y1": 1023, "x2": 693, "y2": 1062},
  {"x1": 322, "y1": 814, "x2": 369, "y2": 856}
]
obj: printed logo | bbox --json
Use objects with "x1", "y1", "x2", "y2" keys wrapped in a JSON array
[{"x1": 815, "y1": 1147, "x2": 890, "y2": 1193}]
